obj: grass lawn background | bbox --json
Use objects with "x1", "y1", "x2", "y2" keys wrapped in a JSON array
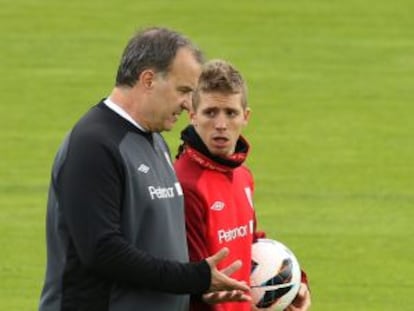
[{"x1": 1, "y1": 0, "x2": 413, "y2": 310}]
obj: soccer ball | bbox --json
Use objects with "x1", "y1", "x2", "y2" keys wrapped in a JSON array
[{"x1": 250, "y1": 238, "x2": 301, "y2": 311}]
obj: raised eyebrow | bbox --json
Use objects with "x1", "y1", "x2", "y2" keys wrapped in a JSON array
[
  {"x1": 202, "y1": 107, "x2": 219, "y2": 113},
  {"x1": 225, "y1": 107, "x2": 240, "y2": 113},
  {"x1": 178, "y1": 86, "x2": 194, "y2": 93}
]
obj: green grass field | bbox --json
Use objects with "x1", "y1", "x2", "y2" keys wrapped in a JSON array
[{"x1": 1, "y1": 0, "x2": 413, "y2": 310}]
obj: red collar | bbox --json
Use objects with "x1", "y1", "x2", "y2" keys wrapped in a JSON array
[{"x1": 185, "y1": 146, "x2": 247, "y2": 173}]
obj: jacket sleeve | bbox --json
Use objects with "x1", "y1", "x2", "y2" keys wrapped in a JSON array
[
  {"x1": 248, "y1": 171, "x2": 309, "y2": 286},
  {"x1": 58, "y1": 131, "x2": 210, "y2": 294},
  {"x1": 253, "y1": 212, "x2": 267, "y2": 242},
  {"x1": 182, "y1": 187, "x2": 211, "y2": 262},
  {"x1": 301, "y1": 270, "x2": 310, "y2": 287}
]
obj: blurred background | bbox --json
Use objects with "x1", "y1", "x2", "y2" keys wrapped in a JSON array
[{"x1": 1, "y1": 0, "x2": 413, "y2": 310}]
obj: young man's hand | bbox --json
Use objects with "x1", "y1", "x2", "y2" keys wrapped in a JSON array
[{"x1": 285, "y1": 283, "x2": 311, "y2": 311}]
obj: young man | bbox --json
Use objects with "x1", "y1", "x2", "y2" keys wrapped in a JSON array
[
  {"x1": 38, "y1": 28, "x2": 249, "y2": 311},
  {"x1": 174, "y1": 60, "x2": 311, "y2": 311}
]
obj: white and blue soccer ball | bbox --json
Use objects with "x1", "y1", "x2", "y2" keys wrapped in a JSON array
[{"x1": 250, "y1": 238, "x2": 302, "y2": 311}]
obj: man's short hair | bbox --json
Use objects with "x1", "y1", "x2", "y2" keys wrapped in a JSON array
[
  {"x1": 192, "y1": 59, "x2": 248, "y2": 111},
  {"x1": 116, "y1": 27, "x2": 204, "y2": 87}
]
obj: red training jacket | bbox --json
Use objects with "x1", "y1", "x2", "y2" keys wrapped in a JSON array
[{"x1": 175, "y1": 142, "x2": 262, "y2": 311}]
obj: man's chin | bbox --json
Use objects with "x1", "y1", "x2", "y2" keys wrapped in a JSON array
[
  {"x1": 210, "y1": 147, "x2": 231, "y2": 158},
  {"x1": 162, "y1": 122, "x2": 175, "y2": 132}
]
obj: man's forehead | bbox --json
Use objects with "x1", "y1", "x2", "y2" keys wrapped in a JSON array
[
  {"x1": 198, "y1": 92, "x2": 244, "y2": 109},
  {"x1": 170, "y1": 48, "x2": 201, "y2": 78}
]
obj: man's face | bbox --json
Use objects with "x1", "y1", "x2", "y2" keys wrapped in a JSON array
[
  {"x1": 191, "y1": 92, "x2": 250, "y2": 157},
  {"x1": 147, "y1": 48, "x2": 201, "y2": 132}
]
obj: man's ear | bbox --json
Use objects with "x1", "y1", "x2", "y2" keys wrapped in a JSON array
[
  {"x1": 243, "y1": 107, "x2": 251, "y2": 126},
  {"x1": 190, "y1": 111, "x2": 197, "y2": 126},
  {"x1": 139, "y1": 69, "x2": 156, "y2": 89}
]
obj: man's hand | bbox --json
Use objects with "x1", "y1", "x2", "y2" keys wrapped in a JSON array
[
  {"x1": 203, "y1": 290, "x2": 251, "y2": 304},
  {"x1": 205, "y1": 247, "x2": 250, "y2": 299},
  {"x1": 285, "y1": 283, "x2": 311, "y2": 311}
]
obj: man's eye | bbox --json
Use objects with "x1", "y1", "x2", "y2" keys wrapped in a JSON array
[{"x1": 204, "y1": 110, "x2": 216, "y2": 117}]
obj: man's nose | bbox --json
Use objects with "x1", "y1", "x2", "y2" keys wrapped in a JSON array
[
  {"x1": 215, "y1": 113, "x2": 227, "y2": 129},
  {"x1": 181, "y1": 93, "x2": 192, "y2": 111}
]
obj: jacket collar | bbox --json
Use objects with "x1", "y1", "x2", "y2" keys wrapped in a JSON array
[{"x1": 177, "y1": 125, "x2": 249, "y2": 172}]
